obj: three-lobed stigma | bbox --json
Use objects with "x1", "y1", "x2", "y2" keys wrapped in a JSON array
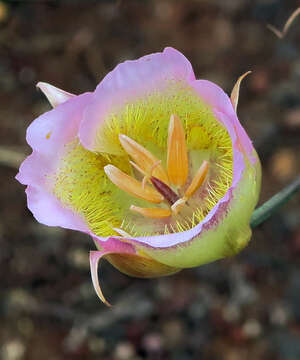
[{"x1": 104, "y1": 114, "x2": 209, "y2": 220}]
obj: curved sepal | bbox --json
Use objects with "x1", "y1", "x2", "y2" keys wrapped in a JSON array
[
  {"x1": 37, "y1": 82, "x2": 75, "y2": 108},
  {"x1": 230, "y1": 71, "x2": 251, "y2": 112},
  {"x1": 90, "y1": 238, "x2": 179, "y2": 305},
  {"x1": 90, "y1": 250, "x2": 113, "y2": 306}
]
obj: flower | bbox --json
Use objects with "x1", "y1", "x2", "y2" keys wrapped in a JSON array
[{"x1": 16, "y1": 48, "x2": 261, "y2": 305}]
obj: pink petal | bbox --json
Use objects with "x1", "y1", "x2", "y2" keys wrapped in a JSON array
[
  {"x1": 16, "y1": 92, "x2": 92, "y2": 232},
  {"x1": 191, "y1": 79, "x2": 255, "y2": 163},
  {"x1": 25, "y1": 185, "x2": 88, "y2": 231},
  {"x1": 26, "y1": 92, "x2": 91, "y2": 156},
  {"x1": 79, "y1": 47, "x2": 195, "y2": 151}
]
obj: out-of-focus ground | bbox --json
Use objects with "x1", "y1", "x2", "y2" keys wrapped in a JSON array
[{"x1": 1, "y1": 0, "x2": 300, "y2": 359}]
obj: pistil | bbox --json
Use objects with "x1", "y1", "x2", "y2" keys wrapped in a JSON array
[{"x1": 150, "y1": 176, "x2": 179, "y2": 205}]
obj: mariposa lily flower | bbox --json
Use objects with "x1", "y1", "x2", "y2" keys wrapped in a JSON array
[{"x1": 16, "y1": 48, "x2": 261, "y2": 305}]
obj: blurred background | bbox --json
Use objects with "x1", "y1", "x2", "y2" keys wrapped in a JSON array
[{"x1": 1, "y1": 0, "x2": 300, "y2": 359}]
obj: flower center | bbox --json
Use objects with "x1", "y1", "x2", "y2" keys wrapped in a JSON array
[
  {"x1": 104, "y1": 114, "x2": 209, "y2": 228},
  {"x1": 53, "y1": 84, "x2": 233, "y2": 237}
]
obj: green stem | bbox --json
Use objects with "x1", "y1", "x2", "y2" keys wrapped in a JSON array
[{"x1": 250, "y1": 176, "x2": 300, "y2": 228}]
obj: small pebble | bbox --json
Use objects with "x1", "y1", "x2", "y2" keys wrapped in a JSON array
[
  {"x1": 270, "y1": 148, "x2": 297, "y2": 182},
  {"x1": 114, "y1": 342, "x2": 136, "y2": 360},
  {"x1": 223, "y1": 303, "x2": 241, "y2": 323},
  {"x1": 242, "y1": 319, "x2": 262, "y2": 338},
  {"x1": 1, "y1": 339, "x2": 25, "y2": 360},
  {"x1": 270, "y1": 304, "x2": 290, "y2": 326},
  {"x1": 142, "y1": 333, "x2": 163, "y2": 353},
  {"x1": 284, "y1": 109, "x2": 300, "y2": 128}
]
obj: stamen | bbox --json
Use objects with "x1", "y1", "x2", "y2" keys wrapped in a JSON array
[
  {"x1": 119, "y1": 134, "x2": 169, "y2": 184},
  {"x1": 142, "y1": 176, "x2": 149, "y2": 190},
  {"x1": 130, "y1": 205, "x2": 172, "y2": 219},
  {"x1": 150, "y1": 176, "x2": 179, "y2": 205},
  {"x1": 167, "y1": 114, "x2": 188, "y2": 187},
  {"x1": 104, "y1": 165, "x2": 164, "y2": 203},
  {"x1": 170, "y1": 161, "x2": 209, "y2": 216},
  {"x1": 171, "y1": 198, "x2": 187, "y2": 215},
  {"x1": 129, "y1": 160, "x2": 162, "y2": 189},
  {"x1": 184, "y1": 160, "x2": 209, "y2": 199},
  {"x1": 142, "y1": 160, "x2": 162, "y2": 189},
  {"x1": 130, "y1": 160, "x2": 148, "y2": 189},
  {"x1": 130, "y1": 161, "x2": 146, "y2": 176}
]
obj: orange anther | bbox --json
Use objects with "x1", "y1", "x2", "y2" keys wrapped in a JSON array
[
  {"x1": 104, "y1": 165, "x2": 163, "y2": 203},
  {"x1": 130, "y1": 205, "x2": 172, "y2": 219},
  {"x1": 167, "y1": 114, "x2": 188, "y2": 187},
  {"x1": 185, "y1": 160, "x2": 209, "y2": 199},
  {"x1": 119, "y1": 134, "x2": 169, "y2": 184}
]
